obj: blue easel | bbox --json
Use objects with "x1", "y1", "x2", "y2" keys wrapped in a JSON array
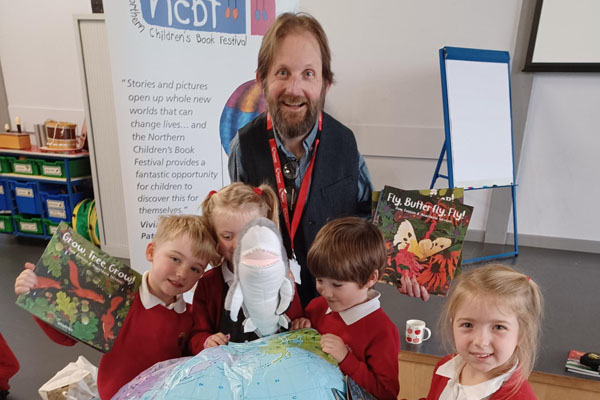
[{"x1": 431, "y1": 46, "x2": 518, "y2": 264}]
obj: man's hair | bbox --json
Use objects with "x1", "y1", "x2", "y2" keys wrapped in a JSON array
[
  {"x1": 307, "y1": 217, "x2": 386, "y2": 286},
  {"x1": 439, "y1": 264, "x2": 544, "y2": 395},
  {"x1": 153, "y1": 215, "x2": 220, "y2": 266},
  {"x1": 257, "y1": 12, "x2": 334, "y2": 87}
]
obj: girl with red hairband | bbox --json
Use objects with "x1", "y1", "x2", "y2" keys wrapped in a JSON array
[{"x1": 189, "y1": 182, "x2": 303, "y2": 351}]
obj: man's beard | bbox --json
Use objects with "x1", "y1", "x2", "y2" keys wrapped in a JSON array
[{"x1": 267, "y1": 87, "x2": 326, "y2": 141}]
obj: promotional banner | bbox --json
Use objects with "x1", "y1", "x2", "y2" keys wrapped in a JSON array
[{"x1": 104, "y1": 0, "x2": 298, "y2": 276}]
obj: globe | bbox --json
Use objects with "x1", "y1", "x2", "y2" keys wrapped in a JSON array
[{"x1": 113, "y1": 329, "x2": 346, "y2": 399}]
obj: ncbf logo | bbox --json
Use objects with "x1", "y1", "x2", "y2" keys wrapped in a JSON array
[{"x1": 140, "y1": 0, "x2": 246, "y2": 34}]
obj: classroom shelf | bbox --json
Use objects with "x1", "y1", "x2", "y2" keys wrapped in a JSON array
[{"x1": 0, "y1": 148, "x2": 94, "y2": 239}]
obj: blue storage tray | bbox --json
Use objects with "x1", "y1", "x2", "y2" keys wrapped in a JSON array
[
  {"x1": 0, "y1": 179, "x2": 11, "y2": 212},
  {"x1": 10, "y1": 181, "x2": 60, "y2": 215},
  {"x1": 41, "y1": 191, "x2": 86, "y2": 223}
]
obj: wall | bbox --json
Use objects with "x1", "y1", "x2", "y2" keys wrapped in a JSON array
[
  {"x1": 1, "y1": 0, "x2": 598, "y2": 250},
  {"x1": 300, "y1": 0, "x2": 522, "y2": 233},
  {"x1": 516, "y1": 73, "x2": 600, "y2": 244},
  {"x1": 0, "y1": 0, "x2": 91, "y2": 133}
]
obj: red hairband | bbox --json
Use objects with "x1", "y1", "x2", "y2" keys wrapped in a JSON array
[
  {"x1": 208, "y1": 190, "x2": 217, "y2": 197},
  {"x1": 253, "y1": 187, "x2": 262, "y2": 195}
]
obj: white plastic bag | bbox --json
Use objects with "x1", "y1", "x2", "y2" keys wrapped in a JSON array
[{"x1": 38, "y1": 355, "x2": 99, "y2": 400}]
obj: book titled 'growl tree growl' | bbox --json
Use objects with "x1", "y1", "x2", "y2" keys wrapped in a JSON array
[
  {"x1": 16, "y1": 222, "x2": 142, "y2": 352},
  {"x1": 373, "y1": 186, "x2": 473, "y2": 296}
]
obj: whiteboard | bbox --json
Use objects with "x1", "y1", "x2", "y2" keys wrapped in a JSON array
[
  {"x1": 524, "y1": 0, "x2": 600, "y2": 71},
  {"x1": 440, "y1": 47, "x2": 515, "y2": 189}
]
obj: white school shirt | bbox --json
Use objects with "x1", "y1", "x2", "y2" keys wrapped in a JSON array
[
  {"x1": 139, "y1": 271, "x2": 187, "y2": 313},
  {"x1": 325, "y1": 290, "x2": 381, "y2": 325},
  {"x1": 437, "y1": 355, "x2": 518, "y2": 400}
]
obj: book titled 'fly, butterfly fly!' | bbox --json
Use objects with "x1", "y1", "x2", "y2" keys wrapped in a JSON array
[
  {"x1": 373, "y1": 186, "x2": 473, "y2": 296},
  {"x1": 16, "y1": 222, "x2": 142, "y2": 352}
]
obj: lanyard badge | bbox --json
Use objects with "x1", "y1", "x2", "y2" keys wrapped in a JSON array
[{"x1": 267, "y1": 113, "x2": 322, "y2": 260}]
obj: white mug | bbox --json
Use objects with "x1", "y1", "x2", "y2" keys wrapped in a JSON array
[{"x1": 405, "y1": 319, "x2": 431, "y2": 344}]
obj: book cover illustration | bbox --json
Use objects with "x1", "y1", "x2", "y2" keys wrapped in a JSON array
[
  {"x1": 373, "y1": 186, "x2": 472, "y2": 296},
  {"x1": 16, "y1": 222, "x2": 142, "y2": 352},
  {"x1": 566, "y1": 350, "x2": 600, "y2": 377}
]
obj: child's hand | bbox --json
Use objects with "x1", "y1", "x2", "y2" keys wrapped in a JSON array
[
  {"x1": 320, "y1": 333, "x2": 349, "y2": 363},
  {"x1": 290, "y1": 318, "x2": 311, "y2": 330},
  {"x1": 398, "y1": 275, "x2": 430, "y2": 302},
  {"x1": 15, "y1": 262, "x2": 38, "y2": 295},
  {"x1": 204, "y1": 333, "x2": 230, "y2": 348}
]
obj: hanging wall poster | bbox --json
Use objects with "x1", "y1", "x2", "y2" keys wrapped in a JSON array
[
  {"x1": 103, "y1": 0, "x2": 298, "y2": 277},
  {"x1": 373, "y1": 186, "x2": 473, "y2": 296}
]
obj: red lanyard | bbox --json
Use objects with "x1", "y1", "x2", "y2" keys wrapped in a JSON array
[{"x1": 268, "y1": 112, "x2": 322, "y2": 253}]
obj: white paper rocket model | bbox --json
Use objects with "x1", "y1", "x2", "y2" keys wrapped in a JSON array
[{"x1": 224, "y1": 217, "x2": 294, "y2": 337}]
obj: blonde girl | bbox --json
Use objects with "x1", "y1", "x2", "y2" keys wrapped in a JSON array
[
  {"x1": 188, "y1": 182, "x2": 303, "y2": 352},
  {"x1": 426, "y1": 264, "x2": 543, "y2": 400}
]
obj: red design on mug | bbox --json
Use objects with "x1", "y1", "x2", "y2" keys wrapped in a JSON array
[
  {"x1": 407, "y1": 337, "x2": 412, "y2": 342},
  {"x1": 407, "y1": 328, "x2": 413, "y2": 334},
  {"x1": 415, "y1": 330, "x2": 421, "y2": 335},
  {"x1": 414, "y1": 338, "x2": 420, "y2": 343}
]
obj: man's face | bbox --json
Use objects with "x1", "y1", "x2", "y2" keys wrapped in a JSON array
[{"x1": 261, "y1": 30, "x2": 330, "y2": 140}]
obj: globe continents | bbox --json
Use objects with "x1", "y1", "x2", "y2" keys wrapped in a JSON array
[{"x1": 114, "y1": 329, "x2": 347, "y2": 400}]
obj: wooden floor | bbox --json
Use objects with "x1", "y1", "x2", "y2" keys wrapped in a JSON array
[{"x1": 1, "y1": 234, "x2": 599, "y2": 399}]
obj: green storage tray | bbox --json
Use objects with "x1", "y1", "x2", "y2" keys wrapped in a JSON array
[
  {"x1": 39, "y1": 159, "x2": 91, "y2": 178},
  {"x1": 13, "y1": 214, "x2": 43, "y2": 235},
  {"x1": 0, "y1": 214, "x2": 13, "y2": 233},
  {"x1": 43, "y1": 218, "x2": 65, "y2": 236},
  {"x1": 0, "y1": 156, "x2": 13, "y2": 173},
  {"x1": 10, "y1": 158, "x2": 41, "y2": 176}
]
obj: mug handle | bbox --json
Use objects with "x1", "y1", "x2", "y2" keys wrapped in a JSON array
[{"x1": 422, "y1": 327, "x2": 432, "y2": 342}]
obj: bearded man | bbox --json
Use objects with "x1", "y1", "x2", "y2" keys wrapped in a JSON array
[{"x1": 227, "y1": 13, "x2": 372, "y2": 306}]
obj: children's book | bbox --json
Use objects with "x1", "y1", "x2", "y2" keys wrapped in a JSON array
[
  {"x1": 16, "y1": 222, "x2": 142, "y2": 352},
  {"x1": 566, "y1": 350, "x2": 600, "y2": 377},
  {"x1": 373, "y1": 186, "x2": 472, "y2": 296}
]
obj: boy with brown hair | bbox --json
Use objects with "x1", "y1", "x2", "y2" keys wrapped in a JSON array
[
  {"x1": 15, "y1": 215, "x2": 220, "y2": 400},
  {"x1": 291, "y1": 216, "x2": 401, "y2": 400}
]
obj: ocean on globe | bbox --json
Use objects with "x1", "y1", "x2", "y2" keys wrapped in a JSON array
[
  {"x1": 219, "y1": 80, "x2": 266, "y2": 155},
  {"x1": 113, "y1": 329, "x2": 346, "y2": 400}
]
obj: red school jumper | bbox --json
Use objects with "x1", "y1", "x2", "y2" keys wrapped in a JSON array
[
  {"x1": 426, "y1": 354, "x2": 537, "y2": 400},
  {"x1": 0, "y1": 332, "x2": 19, "y2": 392},
  {"x1": 36, "y1": 291, "x2": 195, "y2": 400},
  {"x1": 188, "y1": 265, "x2": 304, "y2": 353},
  {"x1": 306, "y1": 294, "x2": 401, "y2": 400}
]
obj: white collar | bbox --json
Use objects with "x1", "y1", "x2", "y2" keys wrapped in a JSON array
[
  {"x1": 437, "y1": 355, "x2": 518, "y2": 400},
  {"x1": 139, "y1": 271, "x2": 187, "y2": 314},
  {"x1": 325, "y1": 290, "x2": 381, "y2": 325},
  {"x1": 221, "y1": 261, "x2": 236, "y2": 286}
]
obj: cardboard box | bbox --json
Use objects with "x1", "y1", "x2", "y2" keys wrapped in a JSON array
[{"x1": 0, "y1": 132, "x2": 31, "y2": 150}]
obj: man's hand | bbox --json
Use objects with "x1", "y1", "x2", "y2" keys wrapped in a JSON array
[
  {"x1": 204, "y1": 333, "x2": 230, "y2": 348},
  {"x1": 15, "y1": 262, "x2": 37, "y2": 295},
  {"x1": 290, "y1": 317, "x2": 311, "y2": 330},
  {"x1": 321, "y1": 333, "x2": 349, "y2": 363},
  {"x1": 398, "y1": 275, "x2": 430, "y2": 302}
]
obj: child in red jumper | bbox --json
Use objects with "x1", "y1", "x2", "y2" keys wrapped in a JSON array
[
  {"x1": 426, "y1": 264, "x2": 543, "y2": 400},
  {"x1": 188, "y1": 182, "x2": 303, "y2": 352},
  {"x1": 291, "y1": 216, "x2": 401, "y2": 400},
  {"x1": 0, "y1": 332, "x2": 19, "y2": 400},
  {"x1": 14, "y1": 215, "x2": 220, "y2": 400}
]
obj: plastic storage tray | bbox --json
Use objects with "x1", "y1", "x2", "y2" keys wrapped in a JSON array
[
  {"x1": 43, "y1": 218, "x2": 63, "y2": 236},
  {"x1": 13, "y1": 214, "x2": 43, "y2": 235},
  {"x1": 0, "y1": 214, "x2": 13, "y2": 233},
  {"x1": 0, "y1": 156, "x2": 13, "y2": 173},
  {"x1": 41, "y1": 191, "x2": 86, "y2": 223},
  {"x1": 10, "y1": 158, "x2": 41, "y2": 176},
  {"x1": 0, "y1": 179, "x2": 11, "y2": 211},
  {"x1": 39, "y1": 159, "x2": 91, "y2": 178}
]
